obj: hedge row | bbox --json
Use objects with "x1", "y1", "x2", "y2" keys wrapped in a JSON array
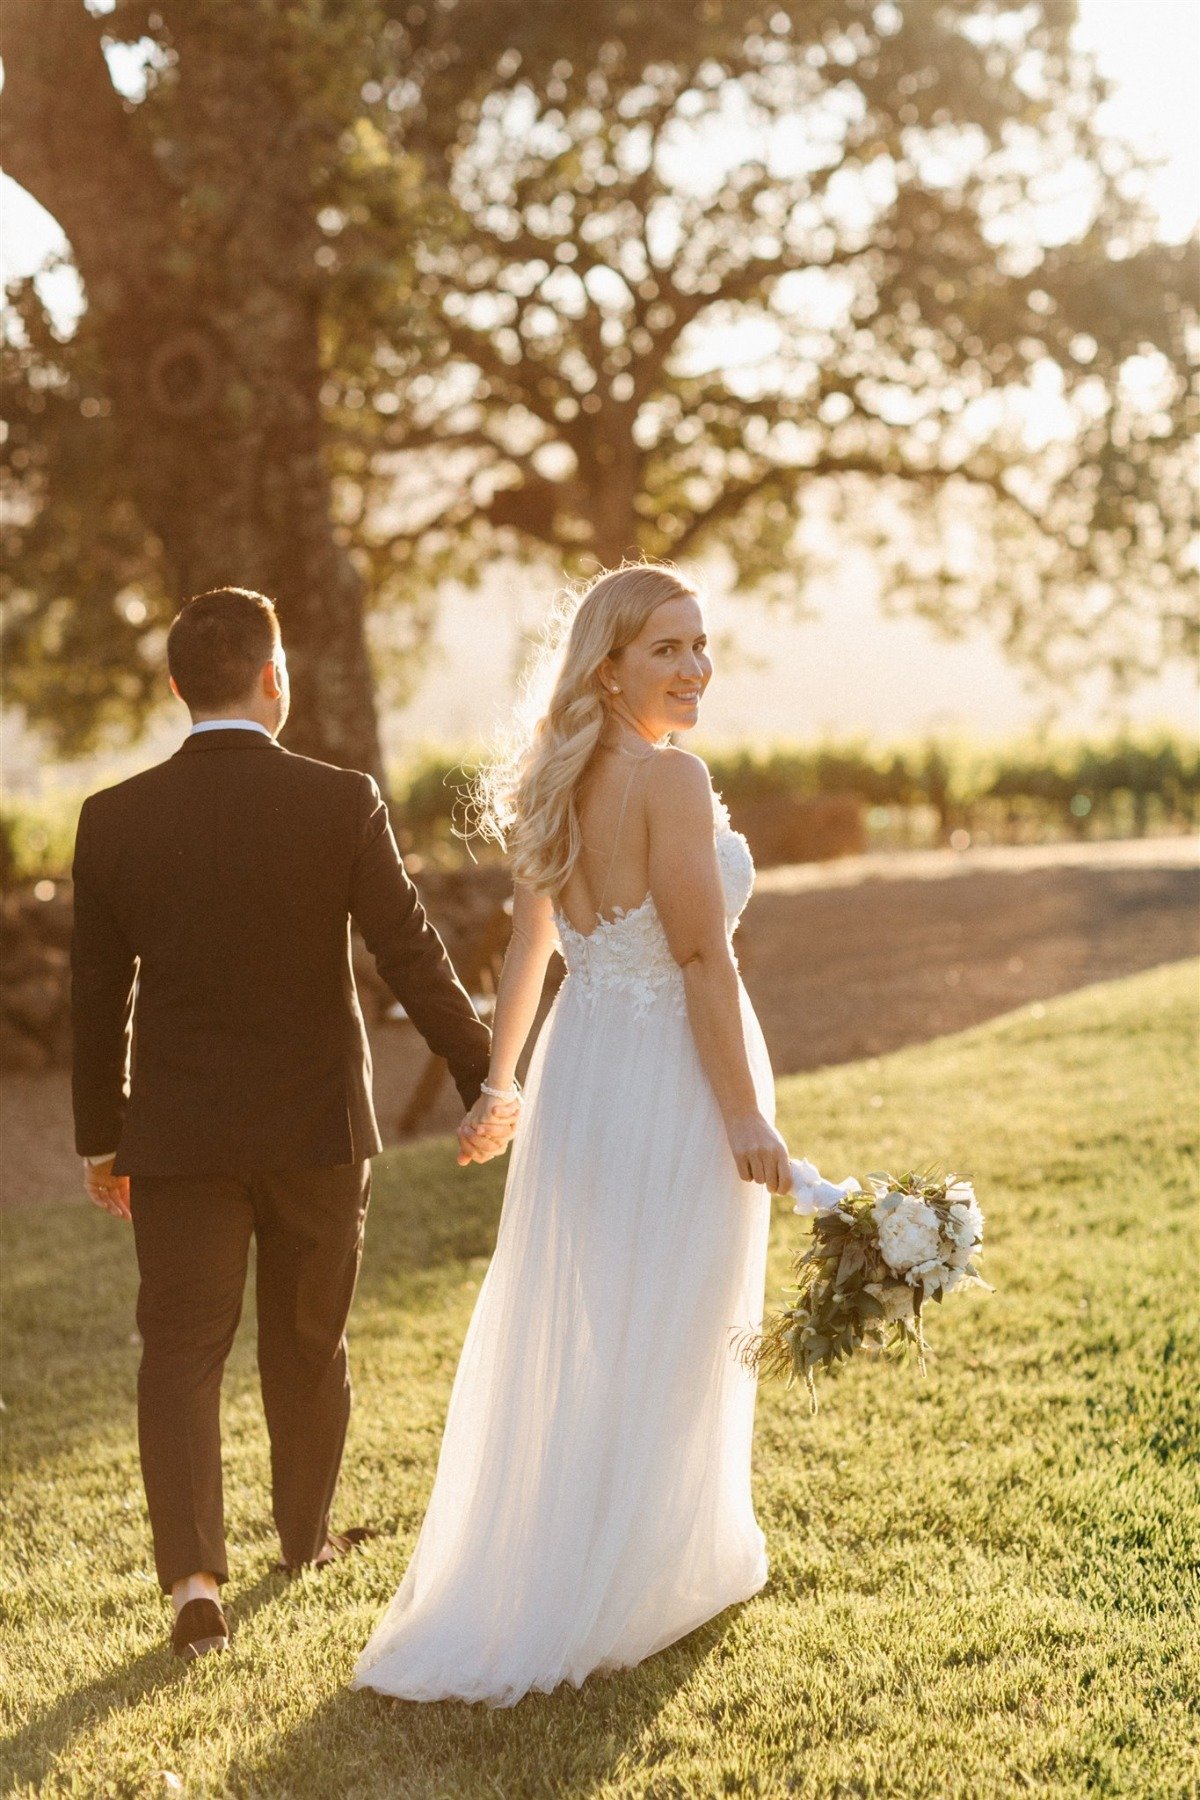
[
  {"x1": 388, "y1": 731, "x2": 1200, "y2": 856},
  {"x1": 4, "y1": 730, "x2": 1196, "y2": 882}
]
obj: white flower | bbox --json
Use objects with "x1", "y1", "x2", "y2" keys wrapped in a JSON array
[
  {"x1": 874, "y1": 1194, "x2": 942, "y2": 1274},
  {"x1": 881, "y1": 1282, "x2": 915, "y2": 1320},
  {"x1": 905, "y1": 1255, "x2": 946, "y2": 1286},
  {"x1": 946, "y1": 1197, "x2": 985, "y2": 1252},
  {"x1": 920, "y1": 1263, "x2": 968, "y2": 1296},
  {"x1": 865, "y1": 1278, "x2": 916, "y2": 1320}
]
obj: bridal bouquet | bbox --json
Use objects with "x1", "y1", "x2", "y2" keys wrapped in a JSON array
[{"x1": 742, "y1": 1161, "x2": 991, "y2": 1413}]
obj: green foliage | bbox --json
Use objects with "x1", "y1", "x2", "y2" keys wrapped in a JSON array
[
  {"x1": 703, "y1": 743, "x2": 924, "y2": 808},
  {"x1": 4, "y1": 1, "x2": 1197, "y2": 754},
  {"x1": 2, "y1": 962, "x2": 1197, "y2": 1795},
  {"x1": 0, "y1": 282, "x2": 171, "y2": 756},
  {"x1": 390, "y1": 750, "x2": 476, "y2": 852},
  {"x1": 703, "y1": 732, "x2": 1200, "y2": 845},
  {"x1": 0, "y1": 792, "x2": 84, "y2": 885},
  {"x1": 986, "y1": 733, "x2": 1200, "y2": 829},
  {"x1": 326, "y1": 0, "x2": 1200, "y2": 678}
]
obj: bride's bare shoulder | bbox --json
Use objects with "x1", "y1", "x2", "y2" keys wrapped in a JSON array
[{"x1": 644, "y1": 745, "x2": 713, "y2": 813}]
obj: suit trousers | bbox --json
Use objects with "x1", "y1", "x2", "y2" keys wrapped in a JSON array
[{"x1": 129, "y1": 1161, "x2": 372, "y2": 1591}]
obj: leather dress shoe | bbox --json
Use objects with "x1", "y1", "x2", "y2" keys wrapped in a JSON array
[
  {"x1": 172, "y1": 1596, "x2": 229, "y2": 1662},
  {"x1": 275, "y1": 1525, "x2": 376, "y2": 1575}
]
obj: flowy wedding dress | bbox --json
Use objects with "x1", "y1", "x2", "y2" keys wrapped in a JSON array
[{"x1": 353, "y1": 792, "x2": 773, "y2": 1706}]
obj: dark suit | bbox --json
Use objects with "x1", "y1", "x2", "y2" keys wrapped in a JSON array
[{"x1": 71, "y1": 727, "x2": 491, "y2": 1586}]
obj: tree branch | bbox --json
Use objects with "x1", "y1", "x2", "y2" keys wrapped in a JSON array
[
  {"x1": 667, "y1": 449, "x2": 1052, "y2": 558},
  {"x1": 667, "y1": 465, "x2": 791, "y2": 556},
  {"x1": 440, "y1": 320, "x2": 566, "y2": 429},
  {"x1": 629, "y1": 241, "x2": 866, "y2": 410},
  {"x1": 0, "y1": 0, "x2": 166, "y2": 275}
]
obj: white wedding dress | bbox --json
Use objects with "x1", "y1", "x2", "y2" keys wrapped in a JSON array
[{"x1": 352, "y1": 792, "x2": 774, "y2": 1707}]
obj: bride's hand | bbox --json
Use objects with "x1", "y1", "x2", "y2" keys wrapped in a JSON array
[
  {"x1": 456, "y1": 1091, "x2": 522, "y2": 1166},
  {"x1": 726, "y1": 1111, "x2": 792, "y2": 1195}
]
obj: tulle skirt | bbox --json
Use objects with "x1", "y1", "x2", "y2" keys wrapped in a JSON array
[{"x1": 352, "y1": 969, "x2": 774, "y2": 1706}]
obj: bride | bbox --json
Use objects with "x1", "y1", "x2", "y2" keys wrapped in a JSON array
[{"x1": 352, "y1": 561, "x2": 793, "y2": 1707}]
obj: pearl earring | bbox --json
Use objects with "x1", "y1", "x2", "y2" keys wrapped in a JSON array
[{"x1": 610, "y1": 685, "x2": 621, "y2": 694}]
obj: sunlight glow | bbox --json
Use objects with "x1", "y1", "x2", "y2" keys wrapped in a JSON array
[{"x1": 3, "y1": 4, "x2": 1194, "y2": 318}]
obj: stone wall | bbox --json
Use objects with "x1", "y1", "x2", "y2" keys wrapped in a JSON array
[
  {"x1": 1, "y1": 884, "x2": 73, "y2": 1072},
  {"x1": 0, "y1": 866, "x2": 514, "y2": 1073}
]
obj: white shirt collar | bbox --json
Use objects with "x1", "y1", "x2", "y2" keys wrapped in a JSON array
[{"x1": 188, "y1": 719, "x2": 273, "y2": 739}]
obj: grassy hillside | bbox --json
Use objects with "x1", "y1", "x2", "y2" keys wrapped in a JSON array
[{"x1": 2, "y1": 961, "x2": 1197, "y2": 1798}]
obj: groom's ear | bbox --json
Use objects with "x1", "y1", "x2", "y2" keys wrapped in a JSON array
[{"x1": 261, "y1": 657, "x2": 284, "y2": 700}]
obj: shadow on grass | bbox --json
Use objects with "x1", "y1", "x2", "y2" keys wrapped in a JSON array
[
  {"x1": 0, "y1": 1568, "x2": 288, "y2": 1793},
  {"x1": 226, "y1": 1609, "x2": 735, "y2": 1800},
  {"x1": 2, "y1": 1152, "x2": 508, "y2": 1486}
]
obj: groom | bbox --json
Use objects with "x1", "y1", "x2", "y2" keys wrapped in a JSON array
[{"x1": 71, "y1": 587, "x2": 514, "y2": 1661}]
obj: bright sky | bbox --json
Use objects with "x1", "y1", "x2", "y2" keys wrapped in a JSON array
[
  {"x1": 1071, "y1": 0, "x2": 1198, "y2": 241},
  {"x1": 1, "y1": 1, "x2": 1196, "y2": 777}
]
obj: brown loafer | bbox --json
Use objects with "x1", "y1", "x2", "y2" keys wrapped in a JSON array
[
  {"x1": 275, "y1": 1525, "x2": 376, "y2": 1575},
  {"x1": 172, "y1": 1596, "x2": 229, "y2": 1661}
]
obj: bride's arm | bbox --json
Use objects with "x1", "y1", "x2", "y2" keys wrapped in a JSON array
[
  {"x1": 646, "y1": 749, "x2": 792, "y2": 1195},
  {"x1": 457, "y1": 882, "x2": 558, "y2": 1165},
  {"x1": 486, "y1": 882, "x2": 559, "y2": 1091}
]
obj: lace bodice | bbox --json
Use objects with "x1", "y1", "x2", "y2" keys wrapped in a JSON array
[{"x1": 552, "y1": 792, "x2": 754, "y2": 1019}]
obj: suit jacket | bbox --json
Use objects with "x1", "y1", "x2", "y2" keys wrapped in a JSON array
[{"x1": 70, "y1": 729, "x2": 491, "y2": 1176}]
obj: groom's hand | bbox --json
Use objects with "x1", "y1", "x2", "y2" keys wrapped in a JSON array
[
  {"x1": 82, "y1": 1156, "x2": 131, "y2": 1221},
  {"x1": 456, "y1": 1117, "x2": 518, "y2": 1165},
  {"x1": 456, "y1": 1122, "x2": 510, "y2": 1165},
  {"x1": 456, "y1": 1094, "x2": 521, "y2": 1166}
]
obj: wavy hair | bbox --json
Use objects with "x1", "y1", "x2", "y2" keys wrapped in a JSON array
[{"x1": 472, "y1": 561, "x2": 699, "y2": 894}]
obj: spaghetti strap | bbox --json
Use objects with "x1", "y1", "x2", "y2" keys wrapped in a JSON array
[{"x1": 593, "y1": 754, "x2": 652, "y2": 925}]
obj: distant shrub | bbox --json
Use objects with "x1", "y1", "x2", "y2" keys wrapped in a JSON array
[
  {"x1": 0, "y1": 794, "x2": 83, "y2": 884},
  {"x1": 981, "y1": 733, "x2": 1199, "y2": 840},
  {"x1": 391, "y1": 752, "x2": 475, "y2": 850}
]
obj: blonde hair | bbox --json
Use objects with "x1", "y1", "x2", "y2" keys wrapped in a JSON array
[{"x1": 473, "y1": 561, "x2": 699, "y2": 893}]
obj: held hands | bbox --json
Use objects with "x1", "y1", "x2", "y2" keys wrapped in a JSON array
[
  {"x1": 82, "y1": 1156, "x2": 131, "y2": 1221},
  {"x1": 456, "y1": 1089, "x2": 523, "y2": 1167},
  {"x1": 727, "y1": 1111, "x2": 793, "y2": 1195}
]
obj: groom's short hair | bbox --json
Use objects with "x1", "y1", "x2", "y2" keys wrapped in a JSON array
[{"x1": 168, "y1": 588, "x2": 281, "y2": 711}]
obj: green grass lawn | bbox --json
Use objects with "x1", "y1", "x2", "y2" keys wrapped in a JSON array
[{"x1": 2, "y1": 961, "x2": 1197, "y2": 1799}]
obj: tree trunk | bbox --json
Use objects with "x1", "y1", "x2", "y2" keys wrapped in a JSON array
[
  {"x1": 0, "y1": 0, "x2": 385, "y2": 782},
  {"x1": 104, "y1": 299, "x2": 384, "y2": 778},
  {"x1": 587, "y1": 472, "x2": 642, "y2": 570}
]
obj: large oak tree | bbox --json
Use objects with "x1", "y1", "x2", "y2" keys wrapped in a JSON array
[
  {"x1": 2, "y1": 1, "x2": 1196, "y2": 767},
  {"x1": 336, "y1": 3, "x2": 1199, "y2": 696}
]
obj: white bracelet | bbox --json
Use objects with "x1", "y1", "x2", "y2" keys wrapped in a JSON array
[{"x1": 480, "y1": 1080, "x2": 521, "y2": 1102}]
